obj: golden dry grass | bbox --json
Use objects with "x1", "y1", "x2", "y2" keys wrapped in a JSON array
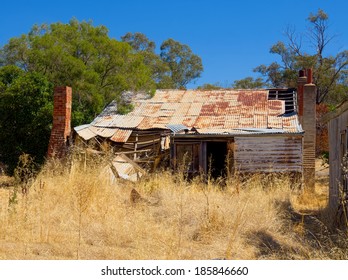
[{"x1": 0, "y1": 158, "x2": 347, "y2": 260}]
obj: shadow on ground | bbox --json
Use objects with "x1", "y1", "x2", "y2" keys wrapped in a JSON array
[{"x1": 247, "y1": 199, "x2": 348, "y2": 259}]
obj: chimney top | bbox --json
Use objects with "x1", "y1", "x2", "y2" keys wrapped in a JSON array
[
  {"x1": 298, "y1": 69, "x2": 313, "y2": 84},
  {"x1": 306, "y1": 68, "x2": 313, "y2": 84}
]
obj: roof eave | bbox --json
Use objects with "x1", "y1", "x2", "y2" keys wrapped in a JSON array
[{"x1": 172, "y1": 132, "x2": 304, "y2": 139}]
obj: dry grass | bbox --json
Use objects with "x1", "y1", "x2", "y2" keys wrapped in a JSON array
[{"x1": 0, "y1": 158, "x2": 347, "y2": 260}]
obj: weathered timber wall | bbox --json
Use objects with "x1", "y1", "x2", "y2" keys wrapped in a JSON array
[
  {"x1": 328, "y1": 109, "x2": 348, "y2": 209},
  {"x1": 234, "y1": 136, "x2": 303, "y2": 173},
  {"x1": 119, "y1": 130, "x2": 163, "y2": 152}
]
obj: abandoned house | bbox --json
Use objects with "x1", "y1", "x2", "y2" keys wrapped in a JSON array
[
  {"x1": 322, "y1": 100, "x2": 348, "y2": 210},
  {"x1": 48, "y1": 70, "x2": 316, "y2": 186}
]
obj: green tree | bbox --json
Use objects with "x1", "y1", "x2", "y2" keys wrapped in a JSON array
[
  {"x1": 232, "y1": 77, "x2": 265, "y2": 89},
  {"x1": 0, "y1": 66, "x2": 53, "y2": 173},
  {"x1": 121, "y1": 33, "x2": 204, "y2": 89},
  {"x1": 160, "y1": 38, "x2": 203, "y2": 89},
  {"x1": 254, "y1": 9, "x2": 348, "y2": 104},
  {"x1": 121, "y1": 32, "x2": 156, "y2": 52},
  {"x1": 1, "y1": 19, "x2": 155, "y2": 125},
  {"x1": 197, "y1": 83, "x2": 224, "y2": 90},
  {"x1": 121, "y1": 32, "x2": 170, "y2": 88}
]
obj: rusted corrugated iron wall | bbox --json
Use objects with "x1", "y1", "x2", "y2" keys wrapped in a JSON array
[{"x1": 234, "y1": 136, "x2": 303, "y2": 173}]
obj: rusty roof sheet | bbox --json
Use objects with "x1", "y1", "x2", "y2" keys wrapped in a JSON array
[
  {"x1": 187, "y1": 102, "x2": 203, "y2": 116},
  {"x1": 137, "y1": 116, "x2": 158, "y2": 130},
  {"x1": 282, "y1": 114, "x2": 302, "y2": 133},
  {"x1": 110, "y1": 129, "x2": 133, "y2": 143},
  {"x1": 193, "y1": 128, "x2": 288, "y2": 135},
  {"x1": 78, "y1": 89, "x2": 303, "y2": 140}
]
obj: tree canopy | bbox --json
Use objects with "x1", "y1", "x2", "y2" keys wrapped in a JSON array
[
  {"x1": 121, "y1": 33, "x2": 204, "y2": 89},
  {"x1": 0, "y1": 66, "x2": 53, "y2": 173},
  {"x1": 160, "y1": 38, "x2": 203, "y2": 89},
  {"x1": 232, "y1": 77, "x2": 265, "y2": 89},
  {"x1": 253, "y1": 9, "x2": 348, "y2": 104},
  {"x1": 1, "y1": 21, "x2": 204, "y2": 125},
  {"x1": 1, "y1": 19, "x2": 156, "y2": 125},
  {"x1": 0, "y1": 20, "x2": 204, "y2": 173},
  {"x1": 121, "y1": 32, "x2": 170, "y2": 88}
]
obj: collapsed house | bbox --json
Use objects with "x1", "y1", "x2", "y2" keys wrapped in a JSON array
[{"x1": 48, "y1": 70, "x2": 316, "y2": 186}]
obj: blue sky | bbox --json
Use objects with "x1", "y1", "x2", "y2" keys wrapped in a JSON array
[{"x1": 1, "y1": 0, "x2": 347, "y2": 88}]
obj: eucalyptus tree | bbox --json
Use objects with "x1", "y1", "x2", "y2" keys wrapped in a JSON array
[
  {"x1": 1, "y1": 19, "x2": 155, "y2": 124},
  {"x1": 254, "y1": 9, "x2": 348, "y2": 104}
]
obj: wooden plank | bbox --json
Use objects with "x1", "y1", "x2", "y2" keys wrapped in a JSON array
[
  {"x1": 117, "y1": 154, "x2": 147, "y2": 176},
  {"x1": 234, "y1": 136, "x2": 302, "y2": 173}
]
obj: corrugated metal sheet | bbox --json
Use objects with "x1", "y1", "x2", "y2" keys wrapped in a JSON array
[
  {"x1": 193, "y1": 127, "x2": 289, "y2": 135},
  {"x1": 91, "y1": 115, "x2": 116, "y2": 127},
  {"x1": 194, "y1": 116, "x2": 212, "y2": 128},
  {"x1": 282, "y1": 114, "x2": 302, "y2": 133},
  {"x1": 89, "y1": 126, "x2": 117, "y2": 138},
  {"x1": 187, "y1": 102, "x2": 203, "y2": 116},
  {"x1": 74, "y1": 125, "x2": 97, "y2": 140},
  {"x1": 137, "y1": 116, "x2": 158, "y2": 130},
  {"x1": 111, "y1": 155, "x2": 141, "y2": 182},
  {"x1": 76, "y1": 89, "x2": 303, "y2": 141},
  {"x1": 115, "y1": 116, "x2": 144, "y2": 128},
  {"x1": 166, "y1": 124, "x2": 188, "y2": 133},
  {"x1": 195, "y1": 128, "x2": 250, "y2": 135},
  {"x1": 110, "y1": 129, "x2": 133, "y2": 143}
]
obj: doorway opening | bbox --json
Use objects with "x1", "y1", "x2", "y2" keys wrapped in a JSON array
[{"x1": 206, "y1": 141, "x2": 228, "y2": 179}]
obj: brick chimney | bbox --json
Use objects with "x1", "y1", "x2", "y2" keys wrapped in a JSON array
[
  {"x1": 298, "y1": 69, "x2": 316, "y2": 189},
  {"x1": 47, "y1": 86, "x2": 72, "y2": 158}
]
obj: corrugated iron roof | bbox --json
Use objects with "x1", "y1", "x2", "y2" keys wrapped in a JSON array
[
  {"x1": 193, "y1": 127, "x2": 289, "y2": 135},
  {"x1": 74, "y1": 124, "x2": 97, "y2": 140},
  {"x1": 89, "y1": 126, "x2": 117, "y2": 138},
  {"x1": 166, "y1": 124, "x2": 189, "y2": 133},
  {"x1": 76, "y1": 89, "x2": 303, "y2": 140},
  {"x1": 110, "y1": 129, "x2": 133, "y2": 143}
]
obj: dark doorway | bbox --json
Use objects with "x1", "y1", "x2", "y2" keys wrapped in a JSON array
[{"x1": 206, "y1": 141, "x2": 228, "y2": 179}]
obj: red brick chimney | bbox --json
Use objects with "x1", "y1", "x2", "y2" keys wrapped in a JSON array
[
  {"x1": 47, "y1": 86, "x2": 72, "y2": 158},
  {"x1": 298, "y1": 69, "x2": 316, "y2": 189}
]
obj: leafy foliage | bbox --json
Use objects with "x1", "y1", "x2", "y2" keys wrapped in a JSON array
[
  {"x1": 0, "y1": 66, "x2": 53, "y2": 173},
  {"x1": 160, "y1": 38, "x2": 203, "y2": 89},
  {"x1": 0, "y1": 21, "x2": 205, "y2": 173},
  {"x1": 197, "y1": 83, "x2": 224, "y2": 90},
  {"x1": 232, "y1": 77, "x2": 265, "y2": 89},
  {"x1": 1, "y1": 19, "x2": 156, "y2": 125},
  {"x1": 121, "y1": 32, "x2": 170, "y2": 88},
  {"x1": 254, "y1": 9, "x2": 348, "y2": 104},
  {"x1": 122, "y1": 33, "x2": 204, "y2": 89}
]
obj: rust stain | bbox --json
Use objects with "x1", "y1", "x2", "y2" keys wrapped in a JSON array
[
  {"x1": 110, "y1": 129, "x2": 133, "y2": 142},
  {"x1": 85, "y1": 89, "x2": 302, "y2": 137}
]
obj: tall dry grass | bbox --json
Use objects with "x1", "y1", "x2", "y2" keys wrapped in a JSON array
[{"x1": 0, "y1": 157, "x2": 347, "y2": 260}]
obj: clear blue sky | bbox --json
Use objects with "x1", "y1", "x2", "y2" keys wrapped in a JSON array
[{"x1": 1, "y1": 0, "x2": 347, "y2": 88}]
